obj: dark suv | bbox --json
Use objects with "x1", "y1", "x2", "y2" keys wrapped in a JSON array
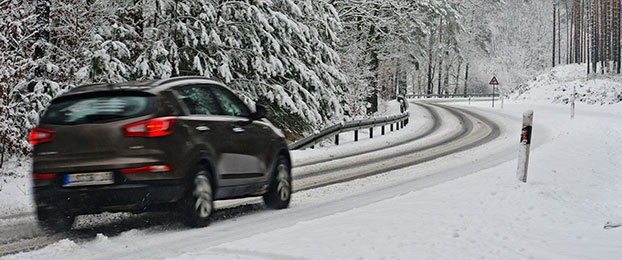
[{"x1": 29, "y1": 77, "x2": 292, "y2": 231}]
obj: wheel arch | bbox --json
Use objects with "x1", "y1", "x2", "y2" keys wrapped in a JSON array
[
  {"x1": 186, "y1": 147, "x2": 219, "y2": 194},
  {"x1": 267, "y1": 146, "x2": 291, "y2": 182}
]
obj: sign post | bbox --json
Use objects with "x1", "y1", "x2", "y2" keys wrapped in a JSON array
[{"x1": 489, "y1": 76, "x2": 499, "y2": 108}]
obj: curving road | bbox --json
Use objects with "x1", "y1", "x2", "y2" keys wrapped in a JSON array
[
  {"x1": 0, "y1": 101, "x2": 504, "y2": 257},
  {"x1": 292, "y1": 102, "x2": 500, "y2": 191}
]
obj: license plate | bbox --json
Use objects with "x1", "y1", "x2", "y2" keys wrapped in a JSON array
[{"x1": 63, "y1": 171, "x2": 114, "y2": 187}]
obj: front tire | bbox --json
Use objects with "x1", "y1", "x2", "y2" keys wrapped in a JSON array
[
  {"x1": 180, "y1": 165, "x2": 214, "y2": 227},
  {"x1": 37, "y1": 207, "x2": 74, "y2": 233},
  {"x1": 263, "y1": 155, "x2": 292, "y2": 209}
]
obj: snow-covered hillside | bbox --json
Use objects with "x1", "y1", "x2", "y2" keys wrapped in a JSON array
[{"x1": 509, "y1": 64, "x2": 622, "y2": 105}]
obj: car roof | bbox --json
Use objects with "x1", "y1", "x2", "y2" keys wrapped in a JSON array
[{"x1": 61, "y1": 76, "x2": 226, "y2": 97}]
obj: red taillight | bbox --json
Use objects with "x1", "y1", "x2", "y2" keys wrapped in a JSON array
[
  {"x1": 28, "y1": 128, "x2": 56, "y2": 145},
  {"x1": 122, "y1": 117, "x2": 175, "y2": 137},
  {"x1": 120, "y1": 165, "x2": 174, "y2": 174},
  {"x1": 33, "y1": 173, "x2": 56, "y2": 180}
]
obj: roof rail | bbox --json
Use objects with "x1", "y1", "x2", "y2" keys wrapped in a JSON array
[{"x1": 154, "y1": 76, "x2": 219, "y2": 86}]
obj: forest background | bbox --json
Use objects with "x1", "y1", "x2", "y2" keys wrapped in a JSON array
[{"x1": 1, "y1": 0, "x2": 619, "y2": 166}]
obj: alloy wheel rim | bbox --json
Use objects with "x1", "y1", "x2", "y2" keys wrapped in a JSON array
[
  {"x1": 193, "y1": 175, "x2": 213, "y2": 218},
  {"x1": 276, "y1": 164, "x2": 291, "y2": 201}
]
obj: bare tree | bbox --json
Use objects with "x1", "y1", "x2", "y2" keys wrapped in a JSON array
[{"x1": 554, "y1": 6, "x2": 557, "y2": 67}]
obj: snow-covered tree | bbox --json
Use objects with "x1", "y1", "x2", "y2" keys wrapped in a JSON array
[
  {"x1": 335, "y1": 0, "x2": 462, "y2": 107},
  {"x1": 2, "y1": 0, "x2": 349, "y2": 150},
  {"x1": 137, "y1": 0, "x2": 346, "y2": 133},
  {"x1": 0, "y1": 0, "x2": 41, "y2": 164}
]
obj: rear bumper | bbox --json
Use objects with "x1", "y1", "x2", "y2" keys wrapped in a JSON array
[{"x1": 33, "y1": 180, "x2": 187, "y2": 215}]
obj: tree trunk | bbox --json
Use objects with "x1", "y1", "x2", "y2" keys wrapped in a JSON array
[
  {"x1": 616, "y1": 0, "x2": 622, "y2": 74},
  {"x1": 583, "y1": 0, "x2": 587, "y2": 62},
  {"x1": 599, "y1": 0, "x2": 607, "y2": 74},
  {"x1": 579, "y1": 0, "x2": 585, "y2": 62},
  {"x1": 588, "y1": 0, "x2": 592, "y2": 73},
  {"x1": 463, "y1": 63, "x2": 469, "y2": 97},
  {"x1": 454, "y1": 60, "x2": 462, "y2": 94},
  {"x1": 572, "y1": 0, "x2": 576, "y2": 63},
  {"x1": 443, "y1": 62, "x2": 450, "y2": 96},
  {"x1": 559, "y1": 7, "x2": 562, "y2": 65},
  {"x1": 426, "y1": 33, "x2": 434, "y2": 96},
  {"x1": 394, "y1": 58, "x2": 400, "y2": 98},
  {"x1": 591, "y1": 0, "x2": 599, "y2": 73},
  {"x1": 567, "y1": 1, "x2": 571, "y2": 64},
  {"x1": 437, "y1": 59, "x2": 443, "y2": 95},
  {"x1": 437, "y1": 18, "x2": 443, "y2": 95},
  {"x1": 554, "y1": 6, "x2": 557, "y2": 67},
  {"x1": 34, "y1": 0, "x2": 50, "y2": 78},
  {"x1": 133, "y1": 0, "x2": 144, "y2": 38}
]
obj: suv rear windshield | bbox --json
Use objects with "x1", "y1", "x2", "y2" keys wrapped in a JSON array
[{"x1": 41, "y1": 92, "x2": 154, "y2": 125}]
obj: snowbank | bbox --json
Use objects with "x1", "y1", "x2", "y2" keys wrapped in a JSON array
[
  {"x1": 206, "y1": 101, "x2": 622, "y2": 260},
  {"x1": 0, "y1": 158, "x2": 34, "y2": 216},
  {"x1": 509, "y1": 64, "x2": 622, "y2": 105}
]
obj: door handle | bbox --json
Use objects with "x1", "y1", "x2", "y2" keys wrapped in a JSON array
[
  {"x1": 232, "y1": 127, "x2": 245, "y2": 133},
  {"x1": 195, "y1": 126, "x2": 210, "y2": 132}
]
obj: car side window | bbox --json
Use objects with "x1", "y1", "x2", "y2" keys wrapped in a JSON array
[
  {"x1": 176, "y1": 86, "x2": 221, "y2": 115},
  {"x1": 210, "y1": 86, "x2": 251, "y2": 117}
]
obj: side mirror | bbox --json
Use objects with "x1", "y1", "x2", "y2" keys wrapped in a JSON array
[{"x1": 249, "y1": 104, "x2": 268, "y2": 120}]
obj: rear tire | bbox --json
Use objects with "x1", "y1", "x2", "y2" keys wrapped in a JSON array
[
  {"x1": 180, "y1": 165, "x2": 214, "y2": 227},
  {"x1": 37, "y1": 207, "x2": 74, "y2": 233},
  {"x1": 263, "y1": 155, "x2": 292, "y2": 209}
]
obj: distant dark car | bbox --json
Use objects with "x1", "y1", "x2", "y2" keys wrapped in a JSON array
[{"x1": 29, "y1": 77, "x2": 292, "y2": 232}]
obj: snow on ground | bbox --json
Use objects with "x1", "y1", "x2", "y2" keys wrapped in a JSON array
[
  {"x1": 7, "y1": 99, "x2": 621, "y2": 260},
  {"x1": 0, "y1": 158, "x2": 33, "y2": 216},
  {"x1": 509, "y1": 63, "x2": 622, "y2": 105},
  {"x1": 196, "y1": 101, "x2": 622, "y2": 260},
  {"x1": 5, "y1": 97, "x2": 622, "y2": 260},
  {"x1": 204, "y1": 102, "x2": 622, "y2": 259}
]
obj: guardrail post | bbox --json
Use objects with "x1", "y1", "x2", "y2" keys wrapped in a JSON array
[
  {"x1": 390, "y1": 124, "x2": 394, "y2": 131},
  {"x1": 516, "y1": 110, "x2": 533, "y2": 183},
  {"x1": 369, "y1": 128, "x2": 374, "y2": 139},
  {"x1": 354, "y1": 130, "x2": 358, "y2": 141},
  {"x1": 335, "y1": 134, "x2": 339, "y2": 145},
  {"x1": 382, "y1": 125, "x2": 385, "y2": 135}
]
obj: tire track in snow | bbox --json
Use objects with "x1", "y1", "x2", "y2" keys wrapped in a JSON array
[{"x1": 292, "y1": 102, "x2": 499, "y2": 191}]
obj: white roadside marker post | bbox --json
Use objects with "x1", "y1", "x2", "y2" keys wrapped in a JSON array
[{"x1": 517, "y1": 110, "x2": 533, "y2": 183}]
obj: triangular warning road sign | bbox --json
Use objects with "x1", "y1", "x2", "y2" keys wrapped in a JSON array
[{"x1": 489, "y1": 76, "x2": 499, "y2": 85}]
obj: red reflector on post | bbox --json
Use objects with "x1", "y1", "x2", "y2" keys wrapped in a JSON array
[
  {"x1": 28, "y1": 128, "x2": 56, "y2": 145},
  {"x1": 122, "y1": 117, "x2": 175, "y2": 137},
  {"x1": 120, "y1": 165, "x2": 174, "y2": 174},
  {"x1": 33, "y1": 173, "x2": 56, "y2": 180}
]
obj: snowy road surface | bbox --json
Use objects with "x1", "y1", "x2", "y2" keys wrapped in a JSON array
[
  {"x1": 0, "y1": 101, "x2": 503, "y2": 257},
  {"x1": 2, "y1": 99, "x2": 622, "y2": 259}
]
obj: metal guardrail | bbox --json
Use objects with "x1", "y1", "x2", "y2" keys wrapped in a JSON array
[
  {"x1": 289, "y1": 112, "x2": 410, "y2": 150},
  {"x1": 406, "y1": 93, "x2": 499, "y2": 98}
]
